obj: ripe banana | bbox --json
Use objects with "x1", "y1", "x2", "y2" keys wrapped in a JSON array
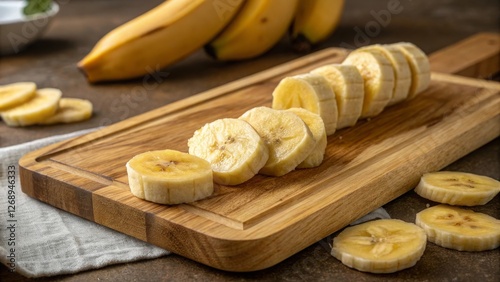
[
  {"x1": 126, "y1": 149, "x2": 213, "y2": 205},
  {"x1": 205, "y1": 0, "x2": 299, "y2": 61},
  {"x1": 342, "y1": 49, "x2": 395, "y2": 118},
  {"x1": 290, "y1": 0, "x2": 345, "y2": 52},
  {"x1": 359, "y1": 44, "x2": 412, "y2": 106},
  {"x1": 332, "y1": 219, "x2": 427, "y2": 273},
  {"x1": 0, "y1": 82, "x2": 36, "y2": 111},
  {"x1": 416, "y1": 205, "x2": 500, "y2": 251},
  {"x1": 239, "y1": 107, "x2": 315, "y2": 176},
  {"x1": 392, "y1": 42, "x2": 431, "y2": 98},
  {"x1": 310, "y1": 64, "x2": 364, "y2": 129},
  {"x1": 286, "y1": 108, "x2": 327, "y2": 168},
  {"x1": 1, "y1": 88, "x2": 61, "y2": 127},
  {"x1": 188, "y1": 118, "x2": 269, "y2": 185},
  {"x1": 271, "y1": 73, "x2": 338, "y2": 135},
  {"x1": 414, "y1": 171, "x2": 500, "y2": 206},
  {"x1": 38, "y1": 98, "x2": 93, "y2": 125},
  {"x1": 78, "y1": 0, "x2": 244, "y2": 82}
]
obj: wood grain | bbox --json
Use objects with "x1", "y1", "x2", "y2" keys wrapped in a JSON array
[{"x1": 19, "y1": 45, "x2": 500, "y2": 271}]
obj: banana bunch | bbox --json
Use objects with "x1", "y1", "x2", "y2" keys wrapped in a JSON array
[
  {"x1": 0, "y1": 82, "x2": 93, "y2": 127},
  {"x1": 78, "y1": 0, "x2": 345, "y2": 82}
]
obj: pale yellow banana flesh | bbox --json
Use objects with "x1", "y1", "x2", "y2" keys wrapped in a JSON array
[
  {"x1": 286, "y1": 108, "x2": 327, "y2": 168},
  {"x1": 415, "y1": 171, "x2": 500, "y2": 206},
  {"x1": 416, "y1": 205, "x2": 500, "y2": 251},
  {"x1": 332, "y1": 219, "x2": 427, "y2": 273},
  {"x1": 310, "y1": 64, "x2": 364, "y2": 129},
  {"x1": 188, "y1": 118, "x2": 269, "y2": 185},
  {"x1": 239, "y1": 107, "x2": 315, "y2": 176},
  {"x1": 126, "y1": 149, "x2": 213, "y2": 205},
  {"x1": 206, "y1": 0, "x2": 299, "y2": 60},
  {"x1": 290, "y1": 0, "x2": 345, "y2": 52},
  {"x1": 271, "y1": 73, "x2": 338, "y2": 135},
  {"x1": 392, "y1": 42, "x2": 431, "y2": 98},
  {"x1": 0, "y1": 82, "x2": 37, "y2": 111},
  {"x1": 1, "y1": 88, "x2": 61, "y2": 127},
  {"x1": 38, "y1": 98, "x2": 93, "y2": 125},
  {"x1": 342, "y1": 49, "x2": 395, "y2": 118}
]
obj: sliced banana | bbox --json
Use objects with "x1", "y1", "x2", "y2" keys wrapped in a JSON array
[
  {"x1": 239, "y1": 107, "x2": 315, "y2": 176},
  {"x1": 188, "y1": 118, "x2": 269, "y2": 185},
  {"x1": 416, "y1": 205, "x2": 500, "y2": 251},
  {"x1": 1, "y1": 88, "x2": 61, "y2": 127},
  {"x1": 392, "y1": 42, "x2": 431, "y2": 98},
  {"x1": 359, "y1": 44, "x2": 412, "y2": 105},
  {"x1": 332, "y1": 219, "x2": 427, "y2": 273},
  {"x1": 342, "y1": 49, "x2": 395, "y2": 118},
  {"x1": 310, "y1": 64, "x2": 364, "y2": 129},
  {"x1": 38, "y1": 98, "x2": 93, "y2": 125},
  {"x1": 286, "y1": 108, "x2": 327, "y2": 168},
  {"x1": 271, "y1": 73, "x2": 338, "y2": 135},
  {"x1": 126, "y1": 149, "x2": 213, "y2": 205},
  {"x1": 0, "y1": 82, "x2": 37, "y2": 111},
  {"x1": 415, "y1": 171, "x2": 500, "y2": 206}
]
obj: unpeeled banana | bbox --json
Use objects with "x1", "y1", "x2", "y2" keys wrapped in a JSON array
[
  {"x1": 416, "y1": 205, "x2": 500, "y2": 251},
  {"x1": 188, "y1": 118, "x2": 269, "y2": 185},
  {"x1": 126, "y1": 149, "x2": 214, "y2": 205},
  {"x1": 415, "y1": 171, "x2": 500, "y2": 206},
  {"x1": 331, "y1": 219, "x2": 427, "y2": 273}
]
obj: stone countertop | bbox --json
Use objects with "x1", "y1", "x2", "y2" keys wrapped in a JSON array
[{"x1": 1, "y1": 0, "x2": 499, "y2": 281}]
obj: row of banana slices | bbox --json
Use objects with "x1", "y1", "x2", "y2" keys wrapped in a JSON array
[
  {"x1": 0, "y1": 82, "x2": 93, "y2": 126},
  {"x1": 332, "y1": 171, "x2": 499, "y2": 273},
  {"x1": 127, "y1": 41, "x2": 432, "y2": 205}
]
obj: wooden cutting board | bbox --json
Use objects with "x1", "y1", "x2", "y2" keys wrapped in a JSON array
[{"x1": 19, "y1": 33, "x2": 500, "y2": 272}]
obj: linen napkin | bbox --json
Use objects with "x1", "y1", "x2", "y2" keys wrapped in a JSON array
[{"x1": 0, "y1": 128, "x2": 170, "y2": 278}]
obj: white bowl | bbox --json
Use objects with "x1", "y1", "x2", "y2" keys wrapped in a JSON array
[{"x1": 0, "y1": 1, "x2": 59, "y2": 55}]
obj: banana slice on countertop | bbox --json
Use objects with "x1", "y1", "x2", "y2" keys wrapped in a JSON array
[
  {"x1": 415, "y1": 171, "x2": 500, "y2": 206},
  {"x1": 310, "y1": 64, "x2": 364, "y2": 129},
  {"x1": 359, "y1": 44, "x2": 412, "y2": 106},
  {"x1": 392, "y1": 42, "x2": 431, "y2": 98},
  {"x1": 342, "y1": 49, "x2": 395, "y2": 118},
  {"x1": 286, "y1": 108, "x2": 327, "y2": 168},
  {"x1": 0, "y1": 82, "x2": 37, "y2": 111},
  {"x1": 126, "y1": 149, "x2": 213, "y2": 205},
  {"x1": 188, "y1": 118, "x2": 269, "y2": 186},
  {"x1": 272, "y1": 73, "x2": 338, "y2": 135},
  {"x1": 416, "y1": 205, "x2": 500, "y2": 251},
  {"x1": 332, "y1": 219, "x2": 427, "y2": 274},
  {"x1": 1, "y1": 88, "x2": 61, "y2": 127},
  {"x1": 239, "y1": 107, "x2": 315, "y2": 176},
  {"x1": 38, "y1": 98, "x2": 93, "y2": 125}
]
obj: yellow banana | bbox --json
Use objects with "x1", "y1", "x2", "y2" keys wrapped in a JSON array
[
  {"x1": 291, "y1": 0, "x2": 345, "y2": 52},
  {"x1": 78, "y1": 0, "x2": 244, "y2": 82},
  {"x1": 205, "y1": 0, "x2": 299, "y2": 60}
]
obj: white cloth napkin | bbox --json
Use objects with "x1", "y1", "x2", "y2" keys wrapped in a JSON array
[
  {"x1": 0, "y1": 128, "x2": 390, "y2": 278},
  {"x1": 0, "y1": 128, "x2": 170, "y2": 278}
]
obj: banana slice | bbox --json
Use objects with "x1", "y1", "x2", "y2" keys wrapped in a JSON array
[
  {"x1": 342, "y1": 49, "x2": 395, "y2": 118},
  {"x1": 392, "y1": 42, "x2": 431, "y2": 98},
  {"x1": 310, "y1": 64, "x2": 364, "y2": 129},
  {"x1": 126, "y1": 149, "x2": 213, "y2": 205},
  {"x1": 332, "y1": 219, "x2": 427, "y2": 273},
  {"x1": 416, "y1": 205, "x2": 500, "y2": 251},
  {"x1": 1, "y1": 88, "x2": 61, "y2": 127},
  {"x1": 38, "y1": 98, "x2": 93, "y2": 125},
  {"x1": 359, "y1": 44, "x2": 412, "y2": 105},
  {"x1": 415, "y1": 171, "x2": 500, "y2": 206},
  {"x1": 286, "y1": 108, "x2": 327, "y2": 168},
  {"x1": 271, "y1": 73, "x2": 338, "y2": 135},
  {"x1": 239, "y1": 107, "x2": 315, "y2": 176},
  {"x1": 0, "y1": 82, "x2": 37, "y2": 111},
  {"x1": 188, "y1": 118, "x2": 269, "y2": 185}
]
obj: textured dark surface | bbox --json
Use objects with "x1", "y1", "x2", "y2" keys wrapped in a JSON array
[{"x1": 1, "y1": 0, "x2": 499, "y2": 281}]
